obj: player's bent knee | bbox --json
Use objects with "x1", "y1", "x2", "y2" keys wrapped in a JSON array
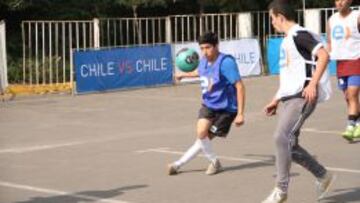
[{"x1": 197, "y1": 133, "x2": 209, "y2": 139}]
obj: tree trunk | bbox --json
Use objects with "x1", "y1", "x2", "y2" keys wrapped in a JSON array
[
  {"x1": 132, "y1": 4, "x2": 142, "y2": 44},
  {"x1": 197, "y1": 0, "x2": 204, "y2": 34},
  {"x1": 197, "y1": 0, "x2": 204, "y2": 15}
]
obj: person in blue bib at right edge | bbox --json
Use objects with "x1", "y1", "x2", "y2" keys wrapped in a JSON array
[
  {"x1": 262, "y1": 0, "x2": 336, "y2": 202},
  {"x1": 167, "y1": 31, "x2": 245, "y2": 176},
  {"x1": 327, "y1": 0, "x2": 360, "y2": 142}
]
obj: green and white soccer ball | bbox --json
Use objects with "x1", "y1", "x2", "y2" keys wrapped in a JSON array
[{"x1": 175, "y1": 48, "x2": 199, "y2": 72}]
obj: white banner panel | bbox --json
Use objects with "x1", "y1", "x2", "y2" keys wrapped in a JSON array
[
  {"x1": 173, "y1": 38, "x2": 262, "y2": 83},
  {"x1": 220, "y1": 39, "x2": 262, "y2": 76},
  {"x1": 305, "y1": 9, "x2": 321, "y2": 34},
  {"x1": 0, "y1": 20, "x2": 8, "y2": 93}
]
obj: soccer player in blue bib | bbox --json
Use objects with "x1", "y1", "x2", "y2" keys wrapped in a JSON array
[{"x1": 167, "y1": 31, "x2": 246, "y2": 175}]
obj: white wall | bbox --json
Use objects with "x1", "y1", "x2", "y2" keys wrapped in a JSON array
[{"x1": 0, "y1": 20, "x2": 8, "y2": 93}]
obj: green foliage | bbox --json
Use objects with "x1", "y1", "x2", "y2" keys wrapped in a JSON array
[
  {"x1": 1, "y1": 0, "x2": 337, "y2": 20},
  {"x1": 114, "y1": 0, "x2": 168, "y2": 7},
  {"x1": 7, "y1": 55, "x2": 22, "y2": 83},
  {"x1": 0, "y1": 0, "x2": 29, "y2": 11},
  {"x1": 204, "y1": 0, "x2": 266, "y2": 12}
]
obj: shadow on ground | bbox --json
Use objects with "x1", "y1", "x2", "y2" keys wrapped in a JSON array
[
  {"x1": 322, "y1": 187, "x2": 360, "y2": 203},
  {"x1": 15, "y1": 184, "x2": 148, "y2": 203}
]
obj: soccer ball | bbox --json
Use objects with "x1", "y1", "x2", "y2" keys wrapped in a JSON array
[{"x1": 175, "y1": 48, "x2": 199, "y2": 72}]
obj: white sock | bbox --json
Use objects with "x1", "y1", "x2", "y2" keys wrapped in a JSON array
[
  {"x1": 199, "y1": 137, "x2": 217, "y2": 163},
  {"x1": 174, "y1": 140, "x2": 201, "y2": 167}
]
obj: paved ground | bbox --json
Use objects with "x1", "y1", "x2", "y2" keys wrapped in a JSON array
[{"x1": 0, "y1": 76, "x2": 359, "y2": 203}]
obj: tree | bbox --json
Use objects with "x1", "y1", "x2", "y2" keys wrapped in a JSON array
[
  {"x1": 0, "y1": 0, "x2": 29, "y2": 11},
  {"x1": 113, "y1": 0, "x2": 168, "y2": 43},
  {"x1": 114, "y1": 0, "x2": 168, "y2": 18},
  {"x1": 206, "y1": 0, "x2": 266, "y2": 12}
]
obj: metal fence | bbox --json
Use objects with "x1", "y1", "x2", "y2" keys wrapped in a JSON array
[
  {"x1": 99, "y1": 17, "x2": 169, "y2": 46},
  {"x1": 21, "y1": 20, "x2": 94, "y2": 85},
  {"x1": 19, "y1": 6, "x2": 359, "y2": 86},
  {"x1": 98, "y1": 11, "x2": 306, "y2": 45},
  {"x1": 98, "y1": 14, "x2": 241, "y2": 46}
]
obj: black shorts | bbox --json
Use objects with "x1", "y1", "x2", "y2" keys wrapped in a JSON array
[{"x1": 198, "y1": 105, "x2": 237, "y2": 137}]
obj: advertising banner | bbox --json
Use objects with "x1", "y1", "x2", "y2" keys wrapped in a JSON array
[{"x1": 74, "y1": 44, "x2": 173, "y2": 94}]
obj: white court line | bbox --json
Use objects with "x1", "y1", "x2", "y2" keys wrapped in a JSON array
[
  {"x1": 303, "y1": 128, "x2": 342, "y2": 134},
  {"x1": 117, "y1": 94, "x2": 199, "y2": 102},
  {"x1": 0, "y1": 181, "x2": 131, "y2": 203},
  {"x1": 0, "y1": 139, "x2": 124, "y2": 154},
  {"x1": 0, "y1": 125, "x2": 192, "y2": 154},
  {"x1": 0, "y1": 141, "x2": 88, "y2": 154},
  {"x1": 2, "y1": 90, "x2": 199, "y2": 106},
  {"x1": 136, "y1": 147, "x2": 360, "y2": 174},
  {"x1": 136, "y1": 147, "x2": 264, "y2": 163},
  {"x1": 0, "y1": 128, "x2": 345, "y2": 154}
]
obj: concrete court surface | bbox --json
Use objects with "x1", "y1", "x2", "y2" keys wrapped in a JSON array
[{"x1": 0, "y1": 76, "x2": 359, "y2": 203}]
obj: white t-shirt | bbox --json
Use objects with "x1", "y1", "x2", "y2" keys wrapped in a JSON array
[
  {"x1": 275, "y1": 24, "x2": 331, "y2": 103},
  {"x1": 329, "y1": 10, "x2": 360, "y2": 60}
]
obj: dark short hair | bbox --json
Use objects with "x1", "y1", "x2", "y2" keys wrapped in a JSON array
[
  {"x1": 198, "y1": 31, "x2": 219, "y2": 46},
  {"x1": 268, "y1": 0, "x2": 296, "y2": 21}
]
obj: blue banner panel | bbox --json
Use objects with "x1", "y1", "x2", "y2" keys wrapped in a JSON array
[
  {"x1": 328, "y1": 60, "x2": 336, "y2": 75},
  {"x1": 267, "y1": 37, "x2": 336, "y2": 76},
  {"x1": 267, "y1": 37, "x2": 283, "y2": 75},
  {"x1": 74, "y1": 44, "x2": 173, "y2": 94}
]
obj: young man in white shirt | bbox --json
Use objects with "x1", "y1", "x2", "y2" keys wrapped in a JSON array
[
  {"x1": 262, "y1": 1, "x2": 335, "y2": 202},
  {"x1": 327, "y1": 0, "x2": 360, "y2": 142}
]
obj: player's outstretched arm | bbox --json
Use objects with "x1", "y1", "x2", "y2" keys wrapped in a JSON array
[
  {"x1": 174, "y1": 69, "x2": 199, "y2": 83},
  {"x1": 326, "y1": 23, "x2": 332, "y2": 53},
  {"x1": 234, "y1": 80, "x2": 245, "y2": 127}
]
